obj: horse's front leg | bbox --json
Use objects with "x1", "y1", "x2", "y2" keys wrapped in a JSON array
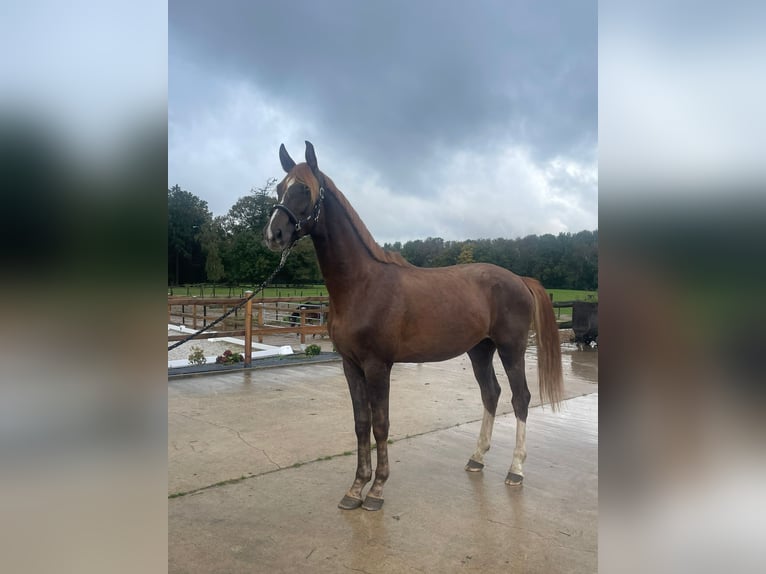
[
  {"x1": 361, "y1": 361, "x2": 392, "y2": 511},
  {"x1": 338, "y1": 358, "x2": 372, "y2": 510}
]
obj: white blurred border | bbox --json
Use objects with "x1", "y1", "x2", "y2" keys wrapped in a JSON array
[{"x1": 600, "y1": 2, "x2": 766, "y2": 573}]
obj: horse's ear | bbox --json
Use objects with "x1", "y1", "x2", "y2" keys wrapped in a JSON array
[
  {"x1": 305, "y1": 141, "x2": 319, "y2": 174},
  {"x1": 279, "y1": 143, "x2": 296, "y2": 173}
]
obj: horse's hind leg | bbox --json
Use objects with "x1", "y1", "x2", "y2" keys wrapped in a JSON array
[
  {"x1": 497, "y1": 343, "x2": 531, "y2": 486},
  {"x1": 465, "y1": 339, "x2": 501, "y2": 472}
]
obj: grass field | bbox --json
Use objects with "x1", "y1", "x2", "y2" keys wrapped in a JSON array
[
  {"x1": 168, "y1": 284, "x2": 597, "y2": 302},
  {"x1": 167, "y1": 284, "x2": 329, "y2": 299},
  {"x1": 547, "y1": 289, "x2": 598, "y2": 303},
  {"x1": 547, "y1": 289, "x2": 597, "y2": 322}
]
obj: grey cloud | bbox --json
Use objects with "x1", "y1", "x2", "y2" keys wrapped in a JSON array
[{"x1": 170, "y1": 1, "x2": 596, "y2": 198}]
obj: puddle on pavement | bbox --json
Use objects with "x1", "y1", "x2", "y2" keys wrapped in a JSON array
[{"x1": 524, "y1": 343, "x2": 598, "y2": 385}]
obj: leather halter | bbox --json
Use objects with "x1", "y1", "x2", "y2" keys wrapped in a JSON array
[{"x1": 271, "y1": 181, "x2": 325, "y2": 232}]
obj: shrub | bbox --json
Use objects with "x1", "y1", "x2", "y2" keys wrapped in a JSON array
[
  {"x1": 304, "y1": 344, "x2": 321, "y2": 357},
  {"x1": 187, "y1": 346, "x2": 206, "y2": 366},
  {"x1": 216, "y1": 349, "x2": 244, "y2": 365}
]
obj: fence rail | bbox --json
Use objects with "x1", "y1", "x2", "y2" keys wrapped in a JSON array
[
  {"x1": 168, "y1": 295, "x2": 331, "y2": 365},
  {"x1": 168, "y1": 294, "x2": 595, "y2": 365},
  {"x1": 167, "y1": 284, "x2": 327, "y2": 298}
]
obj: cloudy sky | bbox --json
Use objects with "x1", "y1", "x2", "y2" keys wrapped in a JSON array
[{"x1": 169, "y1": 0, "x2": 597, "y2": 244}]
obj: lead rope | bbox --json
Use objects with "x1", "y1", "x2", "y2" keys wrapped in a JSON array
[{"x1": 167, "y1": 245, "x2": 294, "y2": 351}]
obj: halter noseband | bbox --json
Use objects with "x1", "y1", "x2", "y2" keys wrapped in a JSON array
[{"x1": 271, "y1": 183, "x2": 325, "y2": 233}]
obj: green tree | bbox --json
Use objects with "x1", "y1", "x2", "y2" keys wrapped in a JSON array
[
  {"x1": 281, "y1": 238, "x2": 322, "y2": 284},
  {"x1": 457, "y1": 243, "x2": 475, "y2": 265},
  {"x1": 199, "y1": 217, "x2": 226, "y2": 282},
  {"x1": 401, "y1": 237, "x2": 446, "y2": 267},
  {"x1": 224, "y1": 178, "x2": 277, "y2": 233},
  {"x1": 168, "y1": 185, "x2": 212, "y2": 284},
  {"x1": 221, "y1": 179, "x2": 281, "y2": 284},
  {"x1": 393, "y1": 230, "x2": 598, "y2": 290}
]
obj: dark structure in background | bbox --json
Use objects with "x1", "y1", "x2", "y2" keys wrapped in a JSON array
[{"x1": 572, "y1": 301, "x2": 598, "y2": 348}]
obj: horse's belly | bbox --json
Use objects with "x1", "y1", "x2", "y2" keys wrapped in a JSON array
[
  {"x1": 394, "y1": 334, "x2": 484, "y2": 363},
  {"x1": 329, "y1": 304, "x2": 489, "y2": 364}
]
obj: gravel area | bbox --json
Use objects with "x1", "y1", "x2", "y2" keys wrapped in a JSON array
[
  {"x1": 168, "y1": 329, "x2": 335, "y2": 366},
  {"x1": 167, "y1": 335, "x2": 246, "y2": 363}
]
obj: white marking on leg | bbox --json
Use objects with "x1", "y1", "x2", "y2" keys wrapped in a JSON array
[
  {"x1": 470, "y1": 409, "x2": 495, "y2": 465},
  {"x1": 510, "y1": 419, "x2": 527, "y2": 476}
]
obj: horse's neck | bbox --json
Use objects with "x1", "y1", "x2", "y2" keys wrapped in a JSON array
[{"x1": 311, "y1": 190, "x2": 377, "y2": 304}]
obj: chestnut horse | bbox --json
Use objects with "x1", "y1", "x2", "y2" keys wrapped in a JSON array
[{"x1": 264, "y1": 141, "x2": 563, "y2": 511}]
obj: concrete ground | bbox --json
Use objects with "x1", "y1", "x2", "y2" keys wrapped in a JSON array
[{"x1": 169, "y1": 345, "x2": 598, "y2": 573}]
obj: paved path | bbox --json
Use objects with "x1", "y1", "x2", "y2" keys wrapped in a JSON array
[{"x1": 169, "y1": 346, "x2": 598, "y2": 573}]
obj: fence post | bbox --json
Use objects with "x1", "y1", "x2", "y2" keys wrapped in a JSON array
[
  {"x1": 244, "y1": 291, "x2": 253, "y2": 368},
  {"x1": 300, "y1": 308, "x2": 306, "y2": 344},
  {"x1": 257, "y1": 304, "x2": 264, "y2": 344}
]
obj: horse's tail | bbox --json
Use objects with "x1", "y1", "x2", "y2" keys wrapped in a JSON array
[{"x1": 522, "y1": 277, "x2": 564, "y2": 411}]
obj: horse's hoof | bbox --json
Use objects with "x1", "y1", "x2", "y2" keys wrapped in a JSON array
[
  {"x1": 465, "y1": 459, "x2": 484, "y2": 472},
  {"x1": 505, "y1": 472, "x2": 524, "y2": 486},
  {"x1": 338, "y1": 495, "x2": 363, "y2": 510},
  {"x1": 361, "y1": 495, "x2": 384, "y2": 511}
]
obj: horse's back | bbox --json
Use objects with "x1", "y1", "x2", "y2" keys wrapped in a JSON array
[{"x1": 413, "y1": 262, "x2": 533, "y2": 311}]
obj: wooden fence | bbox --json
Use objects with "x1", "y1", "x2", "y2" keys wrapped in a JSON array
[
  {"x1": 168, "y1": 294, "x2": 330, "y2": 366},
  {"x1": 551, "y1": 299, "x2": 594, "y2": 329},
  {"x1": 168, "y1": 294, "x2": 593, "y2": 366}
]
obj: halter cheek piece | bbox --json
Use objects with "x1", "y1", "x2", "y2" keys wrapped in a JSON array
[{"x1": 271, "y1": 185, "x2": 325, "y2": 232}]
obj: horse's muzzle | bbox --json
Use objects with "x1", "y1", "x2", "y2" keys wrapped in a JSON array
[{"x1": 263, "y1": 222, "x2": 286, "y2": 252}]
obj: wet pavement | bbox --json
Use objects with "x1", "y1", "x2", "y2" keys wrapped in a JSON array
[{"x1": 169, "y1": 346, "x2": 597, "y2": 573}]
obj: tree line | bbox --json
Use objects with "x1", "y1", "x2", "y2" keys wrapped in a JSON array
[
  {"x1": 383, "y1": 229, "x2": 598, "y2": 290},
  {"x1": 168, "y1": 182, "x2": 598, "y2": 290}
]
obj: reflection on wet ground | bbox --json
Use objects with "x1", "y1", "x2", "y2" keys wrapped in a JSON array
[
  {"x1": 523, "y1": 342, "x2": 598, "y2": 387},
  {"x1": 565, "y1": 344, "x2": 599, "y2": 383}
]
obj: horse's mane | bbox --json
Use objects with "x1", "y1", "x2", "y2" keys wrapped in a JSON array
[
  {"x1": 289, "y1": 163, "x2": 410, "y2": 267},
  {"x1": 317, "y1": 171, "x2": 411, "y2": 268}
]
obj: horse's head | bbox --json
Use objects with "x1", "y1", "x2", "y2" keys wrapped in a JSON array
[{"x1": 263, "y1": 141, "x2": 325, "y2": 252}]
